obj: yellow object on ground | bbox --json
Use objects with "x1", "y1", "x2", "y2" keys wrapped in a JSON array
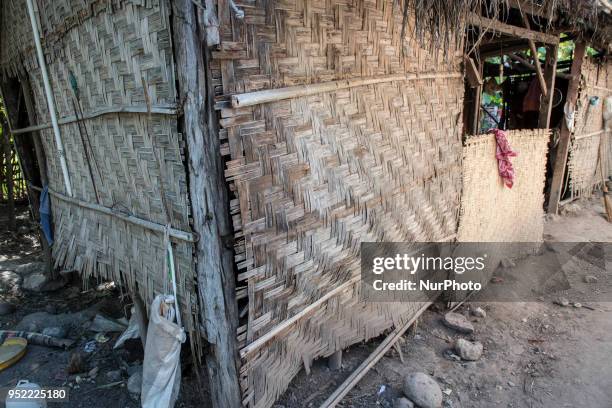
[{"x1": 0, "y1": 338, "x2": 27, "y2": 371}]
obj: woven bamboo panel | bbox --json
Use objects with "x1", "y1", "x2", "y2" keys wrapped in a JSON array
[
  {"x1": 0, "y1": 0, "x2": 199, "y2": 351},
  {"x1": 214, "y1": 1, "x2": 464, "y2": 406},
  {"x1": 458, "y1": 130, "x2": 550, "y2": 243},
  {"x1": 569, "y1": 58, "x2": 612, "y2": 197}
]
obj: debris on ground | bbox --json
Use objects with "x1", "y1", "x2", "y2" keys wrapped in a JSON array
[
  {"x1": 402, "y1": 372, "x2": 442, "y2": 408},
  {"x1": 583, "y1": 275, "x2": 598, "y2": 283},
  {"x1": 67, "y1": 352, "x2": 86, "y2": 374},
  {"x1": 442, "y1": 312, "x2": 474, "y2": 334}
]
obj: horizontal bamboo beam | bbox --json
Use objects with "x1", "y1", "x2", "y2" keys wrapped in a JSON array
[
  {"x1": 467, "y1": 13, "x2": 559, "y2": 44},
  {"x1": 29, "y1": 185, "x2": 196, "y2": 242},
  {"x1": 574, "y1": 129, "x2": 606, "y2": 140},
  {"x1": 12, "y1": 104, "x2": 178, "y2": 135},
  {"x1": 231, "y1": 72, "x2": 463, "y2": 108}
]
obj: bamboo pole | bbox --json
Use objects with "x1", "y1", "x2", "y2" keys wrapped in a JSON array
[
  {"x1": 231, "y1": 72, "x2": 463, "y2": 108},
  {"x1": 28, "y1": 185, "x2": 195, "y2": 242},
  {"x1": 25, "y1": 0, "x2": 72, "y2": 197},
  {"x1": 11, "y1": 104, "x2": 178, "y2": 135},
  {"x1": 320, "y1": 302, "x2": 433, "y2": 408}
]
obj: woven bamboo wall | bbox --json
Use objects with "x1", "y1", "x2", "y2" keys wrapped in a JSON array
[
  {"x1": 212, "y1": 0, "x2": 464, "y2": 406},
  {"x1": 568, "y1": 58, "x2": 611, "y2": 197},
  {"x1": 458, "y1": 129, "x2": 550, "y2": 242},
  {"x1": 0, "y1": 0, "x2": 200, "y2": 350}
]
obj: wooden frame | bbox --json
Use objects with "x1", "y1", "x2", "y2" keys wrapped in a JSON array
[
  {"x1": 547, "y1": 42, "x2": 587, "y2": 214},
  {"x1": 467, "y1": 13, "x2": 559, "y2": 45}
]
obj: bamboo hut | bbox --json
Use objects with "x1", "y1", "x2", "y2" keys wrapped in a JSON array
[{"x1": 0, "y1": 1, "x2": 610, "y2": 407}]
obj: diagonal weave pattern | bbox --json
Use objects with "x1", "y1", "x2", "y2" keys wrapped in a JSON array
[
  {"x1": 213, "y1": 0, "x2": 464, "y2": 406},
  {"x1": 568, "y1": 58, "x2": 611, "y2": 198},
  {"x1": 0, "y1": 0, "x2": 199, "y2": 352}
]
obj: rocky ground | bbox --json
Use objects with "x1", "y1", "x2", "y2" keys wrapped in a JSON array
[{"x1": 0, "y1": 196, "x2": 610, "y2": 408}]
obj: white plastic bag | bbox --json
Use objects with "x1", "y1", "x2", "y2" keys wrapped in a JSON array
[
  {"x1": 113, "y1": 307, "x2": 140, "y2": 349},
  {"x1": 141, "y1": 295, "x2": 186, "y2": 408}
]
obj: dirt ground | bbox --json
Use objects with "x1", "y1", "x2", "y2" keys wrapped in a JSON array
[{"x1": 0, "y1": 195, "x2": 610, "y2": 408}]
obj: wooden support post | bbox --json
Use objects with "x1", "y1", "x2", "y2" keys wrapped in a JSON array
[
  {"x1": 1, "y1": 121, "x2": 15, "y2": 230},
  {"x1": 172, "y1": 1, "x2": 242, "y2": 408},
  {"x1": 471, "y1": 58, "x2": 483, "y2": 135},
  {"x1": 328, "y1": 350, "x2": 342, "y2": 370},
  {"x1": 519, "y1": 10, "x2": 548, "y2": 97},
  {"x1": 19, "y1": 78, "x2": 54, "y2": 276},
  {"x1": 538, "y1": 44, "x2": 559, "y2": 128},
  {"x1": 548, "y1": 42, "x2": 587, "y2": 214}
]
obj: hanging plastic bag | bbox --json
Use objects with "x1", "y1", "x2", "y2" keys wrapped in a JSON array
[{"x1": 141, "y1": 295, "x2": 185, "y2": 408}]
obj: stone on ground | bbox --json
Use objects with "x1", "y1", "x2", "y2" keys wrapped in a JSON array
[
  {"x1": 403, "y1": 372, "x2": 442, "y2": 408},
  {"x1": 42, "y1": 326, "x2": 67, "y2": 338},
  {"x1": 0, "y1": 271, "x2": 22, "y2": 292},
  {"x1": 471, "y1": 307, "x2": 486, "y2": 318},
  {"x1": 394, "y1": 397, "x2": 415, "y2": 408},
  {"x1": 0, "y1": 302, "x2": 16, "y2": 316},
  {"x1": 454, "y1": 338, "x2": 483, "y2": 361},
  {"x1": 583, "y1": 275, "x2": 598, "y2": 283},
  {"x1": 442, "y1": 312, "x2": 474, "y2": 334},
  {"x1": 22, "y1": 273, "x2": 49, "y2": 291}
]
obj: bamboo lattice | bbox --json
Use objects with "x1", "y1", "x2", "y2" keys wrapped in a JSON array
[
  {"x1": 0, "y1": 0, "x2": 200, "y2": 354},
  {"x1": 213, "y1": 0, "x2": 464, "y2": 406}
]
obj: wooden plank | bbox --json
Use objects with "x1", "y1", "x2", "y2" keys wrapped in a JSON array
[
  {"x1": 465, "y1": 56, "x2": 483, "y2": 88},
  {"x1": 319, "y1": 302, "x2": 433, "y2": 408},
  {"x1": 538, "y1": 44, "x2": 559, "y2": 128},
  {"x1": 467, "y1": 13, "x2": 559, "y2": 45},
  {"x1": 547, "y1": 42, "x2": 587, "y2": 214},
  {"x1": 172, "y1": 1, "x2": 242, "y2": 407}
]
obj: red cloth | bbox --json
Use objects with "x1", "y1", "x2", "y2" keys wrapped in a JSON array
[{"x1": 489, "y1": 129, "x2": 517, "y2": 188}]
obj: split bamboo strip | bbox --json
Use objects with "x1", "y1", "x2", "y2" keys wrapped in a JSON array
[
  {"x1": 231, "y1": 72, "x2": 463, "y2": 108},
  {"x1": 12, "y1": 104, "x2": 178, "y2": 135},
  {"x1": 29, "y1": 185, "x2": 195, "y2": 242}
]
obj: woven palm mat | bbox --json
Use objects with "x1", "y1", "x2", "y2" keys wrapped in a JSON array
[
  {"x1": 568, "y1": 58, "x2": 612, "y2": 197},
  {"x1": 458, "y1": 129, "x2": 550, "y2": 243}
]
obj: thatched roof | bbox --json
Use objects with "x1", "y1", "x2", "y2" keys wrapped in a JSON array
[{"x1": 404, "y1": 0, "x2": 611, "y2": 52}]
